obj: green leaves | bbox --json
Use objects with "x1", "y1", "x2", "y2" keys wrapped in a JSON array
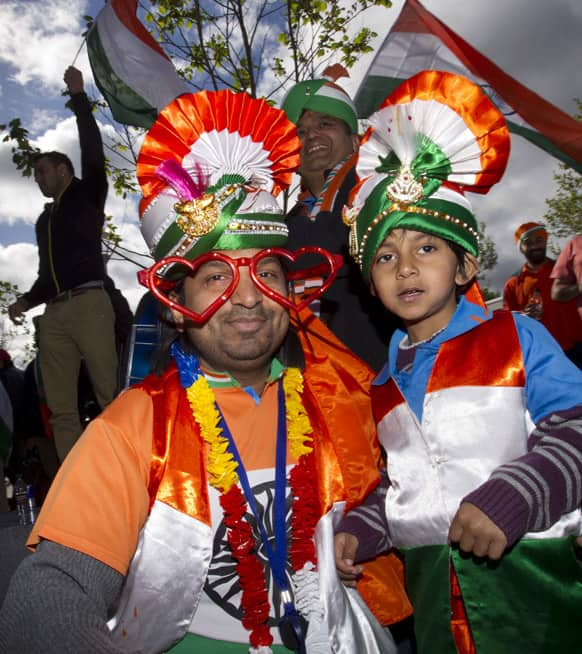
[
  {"x1": 0, "y1": 118, "x2": 40, "y2": 177},
  {"x1": 543, "y1": 100, "x2": 582, "y2": 240},
  {"x1": 0, "y1": 281, "x2": 34, "y2": 362},
  {"x1": 139, "y1": 0, "x2": 391, "y2": 94}
]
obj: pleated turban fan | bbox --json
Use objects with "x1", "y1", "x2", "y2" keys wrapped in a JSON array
[
  {"x1": 137, "y1": 90, "x2": 301, "y2": 264},
  {"x1": 342, "y1": 70, "x2": 511, "y2": 281}
]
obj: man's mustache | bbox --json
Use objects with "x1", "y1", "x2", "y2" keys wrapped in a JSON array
[
  {"x1": 222, "y1": 307, "x2": 272, "y2": 322},
  {"x1": 184, "y1": 305, "x2": 274, "y2": 328}
]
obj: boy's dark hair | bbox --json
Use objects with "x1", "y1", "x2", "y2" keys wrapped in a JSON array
[
  {"x1": 446, "y1": 239, "x2": 468, "y2": 272},
  {"x1": 34, "y1": 151, "x2": 75, "y2": 176},
  {"x1": 445, "y1": 238, "x2": 475, "y2": 294}
]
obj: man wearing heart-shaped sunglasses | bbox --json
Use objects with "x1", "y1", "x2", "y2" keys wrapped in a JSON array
[
  {"x1": 0, "y1": 90, "x2": 411, "y2": 654},
  {"x1": 163, "y1": 250, "x2": 293, "y2": 389},
  {"x1": 139, "y1": 247, "x2": 342, "y2": 389}
]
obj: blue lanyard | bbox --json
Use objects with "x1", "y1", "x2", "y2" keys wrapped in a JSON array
[
  {"x1": 217, "y1": 379, "x2": 289, "y2": 590},
  {"x1": 217, "y1": 380, "x2": 307, "y2": 654}
]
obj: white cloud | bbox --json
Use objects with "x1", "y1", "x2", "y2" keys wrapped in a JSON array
[
  {"x1": 0, "y1": 242, "x2": 38, "y2": 291},
  {"x1": 0, "y1": 142, "x2": 41, "y2": 225},
  {"x1": 0, "y1": 0, "x2": 88, "y2": 90},
  {"x1": 29, "y1": 108, "x2": 68, "y2": 137},
  {"x1": 0, "y1": 245, "x2": 43, "y2": 366}
]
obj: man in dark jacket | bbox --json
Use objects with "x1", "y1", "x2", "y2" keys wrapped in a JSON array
[
  {"x1": 8, "y1": 66, "x2": 118, "y2": 462},
  {"x1": 281, "y1": 67, "x2": 395, "y2": 371}
]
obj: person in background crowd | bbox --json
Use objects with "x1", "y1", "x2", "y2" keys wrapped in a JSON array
[
  {"x1": 503, "y1": 222, "x2": 582, "y2": 368},
  {"x1": 281, "y1": 66, "x2": 395, "y2": 371},
  {"x1": 104, "y1": 276, "x2": 134, "y2": 389},
  {"x1": 0, "y1": 351, "x2": 24, "y2": 454},
  {"x1": 551, "y1": 234, "x2": 582, "y2": 366},
  {"x1": 17, "y1": 356, "x2": 60, "y2": 498},
  {"x1": 0, "y1": 380, "x2": 13, "y2": 513},
  {"x1": 0, "y1": 351, "x2": 24, "y2": 418},
  {"x1": 0, "y1": 88, "x2": 410, "y2": 654},
  {"x1": 7, "y1": 66, "x2": 118, "y2": 462},
  {"x1": 0, "y1": 350, "x2": 28, "y2": 495},
  {"x1": 334, "y1": 70, "x2": 582, "y2": 654}
]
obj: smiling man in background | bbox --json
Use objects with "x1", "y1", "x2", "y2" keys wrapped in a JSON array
[{"x1": 282, "y1": 67, "x2": 395, "y2": 371}]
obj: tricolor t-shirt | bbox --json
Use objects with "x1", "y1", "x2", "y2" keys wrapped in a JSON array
[{"x1": 28, "y1": 365, "x2": 298, "y2": 647}]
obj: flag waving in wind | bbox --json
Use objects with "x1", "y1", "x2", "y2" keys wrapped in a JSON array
[
  {"x1": 87, "y1": 0, "x2": 189, "y2": 129},
  {"x1": 355, "y1": 0, "x2": 582, "y2": 173}
]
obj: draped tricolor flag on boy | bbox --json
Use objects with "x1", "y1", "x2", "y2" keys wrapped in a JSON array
[
  {"x1": 87, "y1": 0, "x2": 188, "y2": 129},
  {"x1": 355, "y1": 0, "x2": 582, "y2": 173}
]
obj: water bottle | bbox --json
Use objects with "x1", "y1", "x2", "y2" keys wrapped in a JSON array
[
  {"x1": 528, "y1": 289, "x2": 543, "y2": 320},
  {"x1": 27, "y1": 484, "x2": 39, "y2": 524},
  {"x1": 14, "y1": 475, "x2": 29, "y2": 526},
  {"x1": 4, "y1": 476, "x2": 14, "y2": 510}
]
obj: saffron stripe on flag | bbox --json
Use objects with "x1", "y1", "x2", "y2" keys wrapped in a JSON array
[
  {"x1": 354, "y1": 0, "x2": 582, "y2": 173},
  {"x1": 109, "y1": 0, "x2": 168, "y2": 57}
]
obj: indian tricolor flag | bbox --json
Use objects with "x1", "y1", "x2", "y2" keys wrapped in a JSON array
[
  {"x1": 87, "y1": 0, "x2": 189, "y2": 129},
  {"x1": 355, "y1": 0, "x2": 582, "y2": 173}
]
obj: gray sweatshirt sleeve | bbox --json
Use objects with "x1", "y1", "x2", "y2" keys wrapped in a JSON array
[{"x1": 0, "y1": 540, "x2": 140, "y2": 654}]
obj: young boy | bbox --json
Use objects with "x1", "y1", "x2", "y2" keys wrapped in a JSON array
[{"x1": 336, "y1": 71, "x2": 582, "y2": 653}]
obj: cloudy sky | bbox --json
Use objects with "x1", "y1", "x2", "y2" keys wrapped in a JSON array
[{"x1": 0, "y1": 0, "x2": 580, "y2": 362}]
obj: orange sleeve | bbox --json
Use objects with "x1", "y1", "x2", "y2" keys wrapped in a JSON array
[
  {"x1": 27, "y1": 388, "x2": 154, "y2": 575},
  {"x1": 503, "y1": 276, "x2": 518, "y2": 310}
]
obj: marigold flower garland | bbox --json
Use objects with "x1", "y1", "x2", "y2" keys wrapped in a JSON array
[{"x1": 185, "y1": 366, "x2": 319, "y2": 653}]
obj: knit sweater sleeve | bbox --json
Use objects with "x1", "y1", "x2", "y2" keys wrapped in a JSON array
[
  {"x1": 464, "y1": 406, "x2": 582, "y2": 546},
  {"x1": 463, "y1": 315, "x2": 582, "y2": 547},
  {"x1": 336, "y1": 468, "x2": 392, "y2": 562},
  {"x1": 0, "y1": 540, "x2": 135, "y2": 654}
]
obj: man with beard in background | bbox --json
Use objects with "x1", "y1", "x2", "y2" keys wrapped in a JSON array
[{"x1": 503, "y1": 222, "x2": 582, "y2": 367}]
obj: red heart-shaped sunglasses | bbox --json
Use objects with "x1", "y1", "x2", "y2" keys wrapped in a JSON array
[{"x1": 137, "y1": 247, "x2": 343, "y2": 325}]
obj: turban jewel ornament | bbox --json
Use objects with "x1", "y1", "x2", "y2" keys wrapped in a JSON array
[
  {"x1": 137, "y1": 89, "x2": 301, "y2": 265},
  {"x1": 342, "y1": 70, "x2": 511, "y2": 281}
]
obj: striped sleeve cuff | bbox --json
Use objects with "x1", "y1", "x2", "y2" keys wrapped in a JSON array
[{"x1": 463, "y1": 477, "x2": 531, "y2": 547}]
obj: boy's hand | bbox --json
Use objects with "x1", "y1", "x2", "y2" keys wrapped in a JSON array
[
  {"x1": 448, "y1": 502, "x2": 508, "y2": 560},
  {"x1": 334, "y1": 532, "x2": 363, "y2": 588}
]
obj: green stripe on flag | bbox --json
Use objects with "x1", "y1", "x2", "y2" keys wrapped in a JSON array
[
  {"x1": 355, "y1": 75, "x2": 404, "y2": 119},
  {"x1": 87, "y1": 26, "x2": 158, "y2": 129},
  {"x1": 507, "y1": 120, "x2": 582, "y2": 173}
]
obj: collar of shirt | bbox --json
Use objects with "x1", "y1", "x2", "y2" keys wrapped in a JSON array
[
  {"x1": 373, "y1": 295, "x2": 491, "y2": 387},
  {"x1": 201, "y1": 358, "x2": 285, "y2": 404},
  {"x1": 54, "y1": 176, "x2": 74, "y2": 205}
]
